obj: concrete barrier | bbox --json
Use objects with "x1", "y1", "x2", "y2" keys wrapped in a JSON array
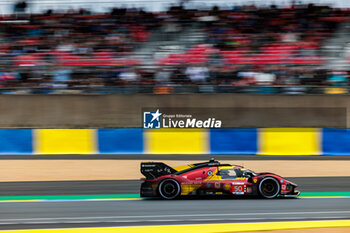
[
  {"x1": 1, "y1": 128, "x2": 349, "y2": 155},
  {"x1": 209, "y1": 129, "x2": 257, "y2": 155},
  {"x1": 0, "y1": 129, "x2": 32, "y2": 154},
  {"x1": 258, "y1": 128, "x2": 321, "y2": 155},
  {"x1": 34, "y1": 129, "x2": 96, "y2": 154},
  {"x1": 144, "y1": 129, "x2": 208, "y2": 154},
  {"x1": 322, "y1": 129, "x2": 350, "y2": 155},
  {"x1": 98, "y1": 128, "x2": 143, "y2": 154},
  {"x1": 0, "y1": 94, "x2": 348, "y2": 128}
]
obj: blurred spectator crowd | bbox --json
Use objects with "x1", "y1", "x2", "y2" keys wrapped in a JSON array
[{"x1": 0, "y1": 3, "x2": 349, "y2": 93}]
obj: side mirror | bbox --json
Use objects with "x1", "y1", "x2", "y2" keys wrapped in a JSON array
[{"x1": 244, "y1": 172, "x2": 253, "y2": 178}]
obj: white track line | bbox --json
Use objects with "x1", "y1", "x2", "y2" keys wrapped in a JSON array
[{"x1": 0, "y1": 210, "x2": 350, "y2": 223}]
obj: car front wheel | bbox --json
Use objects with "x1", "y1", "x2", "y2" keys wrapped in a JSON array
[{"x1": 258, "y1": 177, "x2": 280, "y2": 199}]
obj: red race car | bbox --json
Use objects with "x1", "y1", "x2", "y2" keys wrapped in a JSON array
[{"x1": 140, "y1": 159, "x2": 299, "y2": 199}]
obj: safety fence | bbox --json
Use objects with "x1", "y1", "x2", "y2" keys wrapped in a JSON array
[{"x1": 1, "y1": 128, "x2": 349, "y2": 155}]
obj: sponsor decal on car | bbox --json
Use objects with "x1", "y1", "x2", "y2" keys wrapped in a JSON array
[
  {"x1": 223, "y1": 183, "x2": 231, "y2": 190},
  {"x1": 231, "y1": 183, "x2": 247, "y2": 194},
  {"x1": 182, "y1": 182, "x2": 202, "y2": 185}
]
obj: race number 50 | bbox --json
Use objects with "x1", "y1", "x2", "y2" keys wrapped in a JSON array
[{"x1": 233, "y1": 185, "x2": 243, "y2": 192}]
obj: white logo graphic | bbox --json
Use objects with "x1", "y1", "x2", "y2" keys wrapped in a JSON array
[{"x1": 143, "y1": 109, "x2": 162, "y2": 129}]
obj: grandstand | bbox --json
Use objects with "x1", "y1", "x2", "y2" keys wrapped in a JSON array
[{"x1": 0, "y1": 1, "x2": 349, "y2": 93}]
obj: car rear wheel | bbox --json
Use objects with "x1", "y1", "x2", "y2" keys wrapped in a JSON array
[
  {"x1": 258, "y1": 177, "x2": 280, "y2": 199},
  {"x1": 158, "y1": 179, "x2": 181, "y2": 200}
]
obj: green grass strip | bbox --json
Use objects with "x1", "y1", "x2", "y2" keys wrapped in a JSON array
[{"x1": 300, "y1": 192, "x2": 350, "y2": 197}]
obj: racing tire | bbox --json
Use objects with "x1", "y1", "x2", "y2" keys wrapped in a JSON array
[
  {"x1": 158, "y1": 179, "x2": 181, "y2": 200},
  {"x1": 258, "y1": 177, "x2": 280, "y2": 199}
]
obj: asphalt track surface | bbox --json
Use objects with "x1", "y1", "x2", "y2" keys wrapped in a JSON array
[
  {"x1": 1, "y1": 154, "x2": 350, "y2": 230},
  {"x1": 1, "y1": 198, "x2": 350, "y2": 230},
  {"x1": 1, "y1": 177, "x2": 350, "y2": 196}
]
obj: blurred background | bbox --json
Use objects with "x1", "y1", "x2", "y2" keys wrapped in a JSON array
[
  {"x1": 1, "y1": 1, "x2": 350, "y2": 232},
  {"x1": 0, "y1": 0, "x2": 349, "y2": 94}
]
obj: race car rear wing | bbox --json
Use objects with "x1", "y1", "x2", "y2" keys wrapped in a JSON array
[{"x1": 141, "y1": 162, "x2": 177, "y2": 180}]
